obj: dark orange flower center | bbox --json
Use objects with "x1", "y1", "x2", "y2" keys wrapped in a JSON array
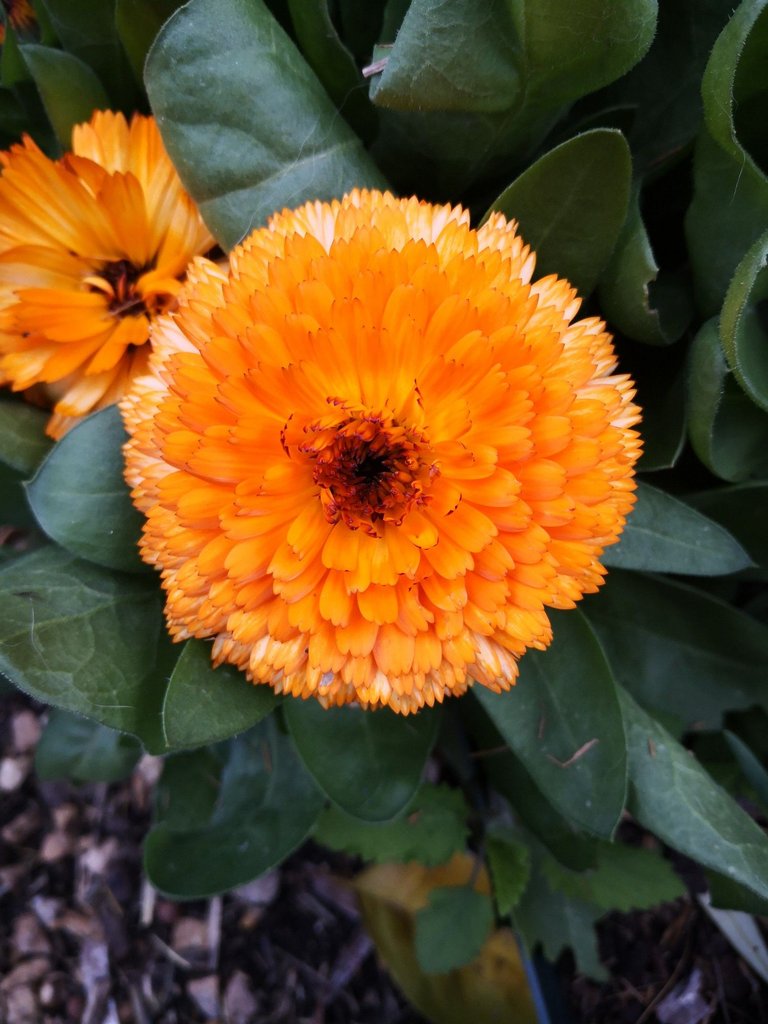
[{"x1": 299, "y1": 412, "x2": 438, "y2": 535}]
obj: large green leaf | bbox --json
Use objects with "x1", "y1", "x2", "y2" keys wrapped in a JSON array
[
  {"x1": 315, "y1": 784, "x2": 469, "y2": 867},
  {"x1": 26, "y1": 406, "x2": 147, "y2": 574},
  {"x1": 37, "y1": 0, "x2": 139, "y2": 109},
  {"x1": 686, "y1": 1, "x2": 768, "y2": 315},
  {"x1": 602, "y1": 481, "x2": 752, "y2": 575},
  {"x1": 284, "y1": 697, "x2": 441, "y2": 821},
  {"x1": 620, "y1": 688, "x2": 768, "y2": 903},
  {"x1": 35, "y1": 708, "x2": 141, "y2": 783},
  {"x1": 720, "y1": 230, "x2": 768, "y2": 411},
  {"x1": 586, "y1": 571, "x2": 768, "y2": 729},
  {"x1": 0, "y1": 399, "x2": 52, "y2": 475},
  {"x1": 599, "y1": 191, "x2": 691, "y2": 345},
  {"x1": 687, "y1": 318, "x2": 768, "y2": 481},
  {"x1": 144, "y1": 717, "x2": 324, "y2": 898},
  {"x1": 145, "y1": 0, "x2": 386, "y2": 250},
  {"x1": 20, "y1": 44, "x2": 109, "y2": 148},
  {"x1": 485, "y1": 831, "x2": 531, "y2": 916},
  {"x1": 0, "y1": 546, "x2": 168, "y2": 751},
  {"x1": 475, "y1": 611, "x2": 627, "y2": 839},
  {"x1": 160, "y1": 638, "x2": 278, "y2": 750},
  {"x1": 484, "y1": 129, "x2": 631, "y2": 295},
  {"x1": 369, "y1": 0, "x2": 520, "y2": 113},
  {"x1": 286, "y1": 0, "x2": 377, "y2": 140},
  {"x1": 688, "y1": 482, "x2": 768, "y2": 567}
]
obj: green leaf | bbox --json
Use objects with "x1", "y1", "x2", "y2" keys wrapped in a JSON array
[
  {"x1": 114, "y1": 0, "x2": 183, "y2": 82},
  {"x1": 284, "y1": 698, "x2": 440, "y2": 821},
  {"x1": 145, "y1": 0, "x2": 386, "y2": 250},
  {"x1": 581, "y1": 0, "x2": 732, "y2": 175},
  {"x1": 484, "y1": 129, "x2": 631, "y2": 295},
  {"x1": 688, "y1": 483, "x2": 768, "y2": 568},
  {"x1": 503, "y1": 0, "x2": 657, "y2": 111},
  {"x1": 0, "y1": 463, "x2": 37, "y2": 531},
  {"x1": 485, "y1": 832, "x2": 531, "y2": 916},
  {"x1": 160, "y1": 638, "x2": 278, "y2": 751},
  {"x1": 286, "y1": 0, "x2": 376, "y2": 140},
  {"x1": 586, "y1": 571, "x2": 768, "y2": 729},
  {"x1": 414, "y1": 886, "x2": 494, "y2": 974},
  {"x1": 37, "y1": 0, "x2": 139, "y2": 110},
  {"x1": 0, "y1": 546, "x2": 168, "y2": 751},
  {"x1": 599, "y1": 191, "x2": 691, "y2": 345},
  {"x1": 154, "y1": 747, "x2": 222, "y2": 830},
  {"x1": 620, "y1": 687, "x2": 768, "y2": 902},
  {"x1": 720, "y1": 229, "x2": 768, "y2": 411},
  {"x1": 35, "y1": 707, "x2": 141, "y2": 783},
  {"x1": 315, "y1": 784, "x2": 469, "y2": 867},
  {"x1": 475, "y1": 610, "x2": 627, "y2": 839},
  {"x1": 20, "y1": 45, "x2": 109, "y2": 148},
  {"x1": 26, "y1": 406, "x2": 146, "y2": 574},
  {"x1": 724, "y1": 730, "x2": 768, "y2": 810},
  {"x1": 686, "y1": 1, "x2": 768, "y2": 316},
  {"x1": 144, "y1": 717, "x2": 324, "y2": 898},
  {"x1": 1, "y1": 25, "x2": 31, "y2": 87},
  {"x1": 602, "y1": 481, "x2": 752, "y2": 575},
  {"x1": 514, "y1": 860, "x2": 606, "y2": 981},
  {"x1": 542, "y1": 841, "x2": 685, "y2": 913},
  {"x1": 0, "y1": 399, "x2": 52, "y2": 475},
  {"x1": 369, "y1": 0, "x2": 520, "y2": 113},
  {"x1": 687, "y1": 317, "x2": 768, "y2": 481}
]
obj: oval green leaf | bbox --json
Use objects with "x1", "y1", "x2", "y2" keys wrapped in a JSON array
[
  {"x1": 586, "y1": 570, "x2": 768, "y2": 729},
  {"x1": 720, "y1": 230, "x2": 768, "y2": 411},
  {"x1": 0, "y1": 546, "x2": 167, "y2": 750},
  {"x1": 602, "y1": 481, "x2": 752, "y2": 575},
  {"x1": 688, "y1": 482, "x2": 768, "y2": 568},
  {"x1": 284, "y1": 697, "x2": 441, "y2": 822},
  {"x1": 475, "y1": 610, "x2": 627, "y2": 839},
  {"x1": 26, "y1": 405, "x2": 146, "y2": 574},
  {"x1": 144, "y1": 717, "x2": 324, "y2": 898},
  {"x1": 160, "y1": 638, "x2": 278, "y2": 751},
  {"x1": 620, "y1": 687, "x2": 768, "y2": 904},
  {"x1": 484, "y1": 129, "x2": 631, "y2": 295},
  {"x1": 35, "y1": 707, "x2": 141, "y2": 783},
  {"x1": 145, "y1": 0, "x2": 387, "y2": 250},
  {"x1": 687, "y1": 318, "x2": 768, "y2": 481},
  {"x1": 20, "y1": 45, "x2": 109, "y2": 148},
  {"x1": 599, "y1": 191, "x2": 691, "y2": 345},
  {"x1": 414, "y1": 887, "x2": 494, "y2": 974},
  {"x1": 0, "y1": 399, "x2": 52, "y2": 475}
]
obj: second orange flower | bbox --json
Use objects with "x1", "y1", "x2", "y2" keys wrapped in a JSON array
[{"x1": 0, "y1": 110, "x2": 215, "y2": 437}]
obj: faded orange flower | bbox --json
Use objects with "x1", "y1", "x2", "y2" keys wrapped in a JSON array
[
  {"x1": 0, "y1": 110, "x2": 215, "y2": 437},
  {"x1": 0, "y1": 0, "x2": 36, "y2": 42},
  {"x1": 122, "y1": 190, "x2": 641, "y2": 713}
]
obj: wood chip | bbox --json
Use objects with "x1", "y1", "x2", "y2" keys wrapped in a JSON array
[
  {"x1": 0, "y1": 757, "x2": 29, "y2": 792},
  {"x1": 2, "y1": 807, "x2": 42, "y2": 844},
  {"x1": 10, "y1": 712, "x2": 41, "y2": 754},
  {"x1": 224, "y1": 970, "x2": 259, "y2": 1024},
  {"x1": 11, "y1": 914, "x2": 51, "y2": 959},
  {"x1": 0, "y1": 957, "x2": 50, "y2": 991},
  {"x1": 187, "y1": 974, "x2": 220, "y2": 1019},
  {"x1": 39, "y1": 830, "x2": 74, "y2": 862}
]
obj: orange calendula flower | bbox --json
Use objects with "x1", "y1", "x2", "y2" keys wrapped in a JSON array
[
  {"x1": 0, "y1": 0, "x2": 36, "y2": 42},
  {"x1": 0, "y1": 110, "x2": 215, "y2": 437},
  {"x1": 122, "y1": 190, "x2": 641, "y2": 713}
]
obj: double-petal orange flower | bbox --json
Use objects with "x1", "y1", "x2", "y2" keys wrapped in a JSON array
[
  {"x1": 123, "y1": 190, "x2": 641, "y2": 713},
  {"x1": 0, "y1": 110, "x2": 214, "y2": 436}
]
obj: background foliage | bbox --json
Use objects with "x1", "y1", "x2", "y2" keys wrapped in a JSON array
[{"x1": 1, "y1": 0, "x2": 767, "y2": 1004}]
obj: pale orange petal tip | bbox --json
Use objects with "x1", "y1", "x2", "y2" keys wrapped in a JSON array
[
  {"x1": 0, "y1": 108, "x2": 215, "y2": 437},
  {"x1": 121, "y1": 190, "x2": 642, "y2": 713}
]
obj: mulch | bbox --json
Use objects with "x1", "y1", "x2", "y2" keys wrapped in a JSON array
[{"x1": 1, "y1": 691, "x2": 766, "y2": 1024}]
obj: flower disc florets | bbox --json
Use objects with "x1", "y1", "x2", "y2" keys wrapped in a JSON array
[{"x1": 122, "y1": 190, "x2": 641, "y2": 713}]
